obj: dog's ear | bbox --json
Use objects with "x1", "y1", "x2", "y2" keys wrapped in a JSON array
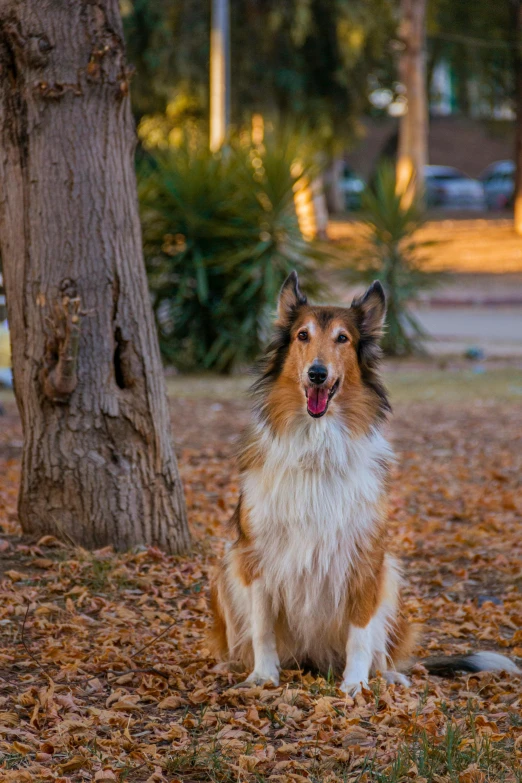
[
  {"x1": 351, "y1": 281, "x2": 390, "y2": 415},
  {"x1": 277, "y1": 271, "x2": 307, "y2": 322},
  {"x1": 350, "y1": 281, "x2": 386, "y2": 342}
]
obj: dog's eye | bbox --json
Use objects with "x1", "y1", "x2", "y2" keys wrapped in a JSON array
[
  {"x1": 336, "y1": 334, "x2": 349, "y2": 343},
  {"x1": 297, "y1": 331, "x2": 308, "y2": 342}
]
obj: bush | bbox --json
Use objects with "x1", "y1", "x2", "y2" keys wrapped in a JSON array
[
  {"x1": 139, "y1": 132, "x2": 324, "y2": 372},
  {"x1": 341, "y1": 162, "x2": 439, "y2": 355}
]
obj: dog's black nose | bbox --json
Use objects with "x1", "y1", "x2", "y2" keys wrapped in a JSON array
[{"x1": 308, "y1": 364, "x2": 328, "y2": 385}]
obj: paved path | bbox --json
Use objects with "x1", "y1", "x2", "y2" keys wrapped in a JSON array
[{"x1": 414, "y1": 306, "x2": 522, "y2": 357}]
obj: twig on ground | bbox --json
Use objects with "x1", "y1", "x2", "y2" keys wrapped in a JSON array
[
  {"x1": 105, "y1": 667, "x2": 170, "y2": 681},
  {"x1": 129, "y1": 617, "x2": 179, "y2": 662},
  {"x1": 21, "y1": 601, "x2": 55, "y2": 685}
]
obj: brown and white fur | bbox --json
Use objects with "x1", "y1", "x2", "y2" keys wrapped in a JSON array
[{"x1": 209, "y1": 273, "x2": 520, "y2": 693}]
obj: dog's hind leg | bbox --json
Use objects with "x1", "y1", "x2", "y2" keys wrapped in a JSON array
[{"x1": 373, "y1": 647, "x2": 410, "y2": 687}]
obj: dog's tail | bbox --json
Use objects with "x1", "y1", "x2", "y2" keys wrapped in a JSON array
[{"x1": 420, "y1": 651, "x2": 520, "y2": 678}]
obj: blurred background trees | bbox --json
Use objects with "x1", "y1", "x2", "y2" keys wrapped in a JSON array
[
  {"x1": 119, "y1": 0, "x2": 522, "y2": 363},
  {"x1": 342, "y1": 163, "x2": 438, "y2": 355},
  {"x1": 139, "y1": 131, "x2": 323, "y2": 371},
  {"x1": 427, "y1": 0, "x2": 522, "y2": 232},
  {"x1": 124, "y1": 0, "x2": 413, "y2": 362},
  {"x1": 123, "y1": 0, "x2": 397, "y2": 152}
]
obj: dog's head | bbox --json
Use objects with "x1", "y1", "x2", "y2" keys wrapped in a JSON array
[{"x1": 254, "y1": 272, "x2": 390, "y2": 434}]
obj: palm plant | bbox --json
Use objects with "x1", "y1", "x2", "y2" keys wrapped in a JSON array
[
  {"x1": 139, "y1": 131, "x2": 325, "y2": 372},
  {"x1": 341, "y1": 162, "x2": 439, "y2": 355}
]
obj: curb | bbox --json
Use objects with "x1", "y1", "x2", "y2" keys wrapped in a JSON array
[{"x1": 419, "y1": 298, "x2": 522, "y2": 307}]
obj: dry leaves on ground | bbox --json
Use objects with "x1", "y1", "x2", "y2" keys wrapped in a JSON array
[{"x1": 0, "y1": 390, "x2": 521, "y2": 782}]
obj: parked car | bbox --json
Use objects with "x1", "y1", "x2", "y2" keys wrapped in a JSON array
[
  {"x1": 479, "y1": 160, "x2": 515, "y2": 210},
  {"x1": 338, "y1": 164, "x2": 366, "y2": 211},
  {"x1": 424, "y1": 165, "x2": 485, "y2": 210}
]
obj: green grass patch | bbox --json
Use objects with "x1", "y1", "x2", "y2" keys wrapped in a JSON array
[
  {"x1": 386, "y1": 365, "x2": 522, "y2": 404},
  {"x1": 165, "y1": 373, "x2": 251, "y2": 401},
  {"x1": 165, "y1": 364, "x2": 522, "y2": 405}
]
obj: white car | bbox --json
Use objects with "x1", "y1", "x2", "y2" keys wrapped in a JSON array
[{"x1": 424, "y1": 165, "x2": 485, "y2": 210}]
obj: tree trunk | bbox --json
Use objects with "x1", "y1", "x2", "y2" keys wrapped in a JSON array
[
  {"x1": 0, "y1": 1, "x2": 190, "y2": 553},
  {"x1": 511, "y1": 0, "x2": 522, "y2": 235},
  {"x1": 396, "y1": 0, "x2": 428, "y2": 207},
  {"x1": 210, "y1": 0, "x2": 230, "y2": 151},
  {"x1": 324, "y1": 157, "x2": 346, "y2": 214}
]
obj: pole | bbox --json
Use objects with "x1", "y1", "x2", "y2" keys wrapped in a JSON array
[{"x1": 210, "y1": 0, "x2": 230, "y2": 152}]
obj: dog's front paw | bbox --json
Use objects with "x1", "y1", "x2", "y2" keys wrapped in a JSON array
[
  {"x1": 233, "y1": 665, "x2": 280, "y2": 688},
  {"x1": 382, "y1": 671, "x2": 410, "y2": 687},
  {"x1": 244, "y1": 667, "x2": 280, "y2": 687},
  {"x1": 339, "y1": 678, "x2": 368, "y2": 697}
]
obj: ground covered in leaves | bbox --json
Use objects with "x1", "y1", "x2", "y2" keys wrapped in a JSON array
[{"x1": 1, "y1": 365, "x2": 522, "y2": 782}]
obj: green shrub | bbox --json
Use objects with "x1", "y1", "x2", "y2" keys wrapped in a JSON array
[
  {"x1": 341, "y1": 162, "x2": 440, "y2": 356},
  {"x1": 139, "y1": 132, "x2": 324, "y2": 372}
]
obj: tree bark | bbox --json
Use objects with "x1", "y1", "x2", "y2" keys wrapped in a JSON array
[
  {"x1": 510, "y1": 0, "x2": 522, "y2": 235},
  {"x1": 0, "y1": 0, "x2": 190, "y2": 553},
  {"x1": 396, "y1": 0, "x2": 428, "y2": 207}
]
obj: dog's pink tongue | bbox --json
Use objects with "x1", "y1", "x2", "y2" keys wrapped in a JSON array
[{"x1": 307, "y1": 387, "x2": 329, "y2": 416}]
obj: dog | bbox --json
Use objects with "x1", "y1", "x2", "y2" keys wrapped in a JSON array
[{"x1": 209, "y1": 272, "x2": 520, "y2": 694}]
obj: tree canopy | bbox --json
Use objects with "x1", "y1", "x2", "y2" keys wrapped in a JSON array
[
  {"x1": 122, "y1": 0, "x2": 398, "y2": 149},
  {"x1": 427, "y1": 0, "x2": 517, "y2": 114}
]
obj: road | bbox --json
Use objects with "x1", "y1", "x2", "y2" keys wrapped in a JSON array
[{"x1": 414, "y1": 306, "x2": 522, "y2": 356}]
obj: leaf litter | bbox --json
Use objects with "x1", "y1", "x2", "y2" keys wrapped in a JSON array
[{"x1": 0, "y1": 389, "x2": 521, "y2": 782}]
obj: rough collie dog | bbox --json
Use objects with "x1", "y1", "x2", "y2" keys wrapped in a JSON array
[{"x1": 209, "y1": 273, "x2": 520, "y2": 694}]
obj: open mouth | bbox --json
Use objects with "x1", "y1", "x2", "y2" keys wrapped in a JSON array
[{"x1": 306, "y1": 379, "x2": 339, "y2": 418}]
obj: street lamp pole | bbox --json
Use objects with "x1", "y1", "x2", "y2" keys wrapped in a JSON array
[{"x1": 210, "y1": 0, "x2": 230, "y2": 152}]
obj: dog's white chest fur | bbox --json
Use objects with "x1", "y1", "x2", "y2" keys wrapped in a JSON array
[{"x1": 242, "y1": 417, "x2": 392, "y2": 628}]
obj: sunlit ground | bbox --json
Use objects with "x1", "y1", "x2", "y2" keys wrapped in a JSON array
[{"x1": 329, "y1": 217, "x2": 522, "y2": 273}]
